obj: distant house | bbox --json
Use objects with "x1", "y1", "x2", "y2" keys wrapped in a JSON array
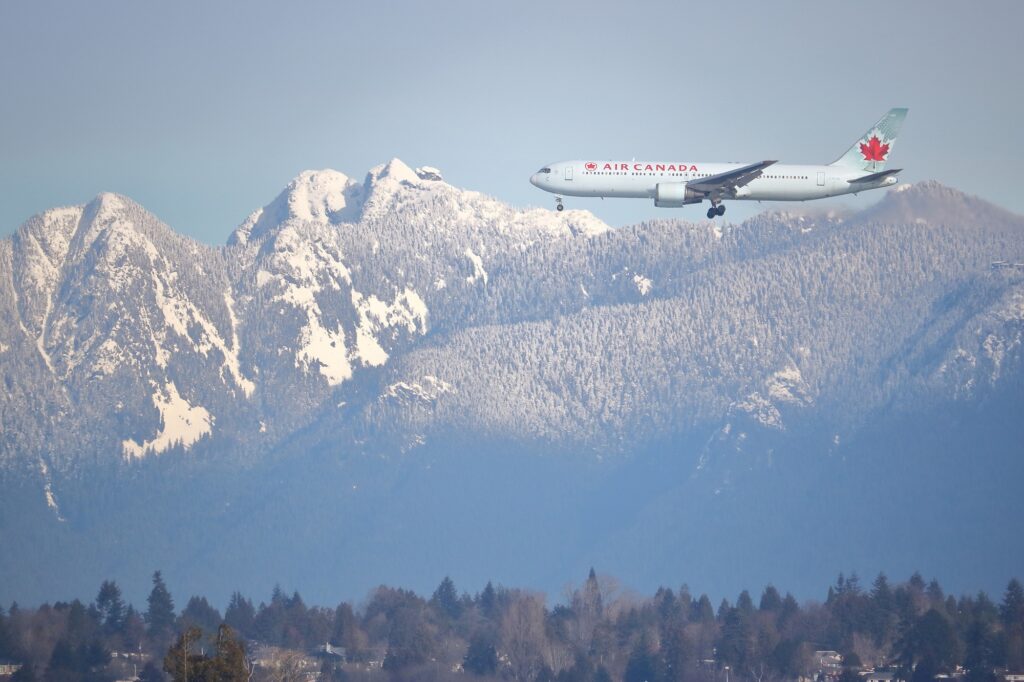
[
  {"x1": 310, "y1": 643, "x2": 346, "y2": 662},
  {"x1": 816, "y1": 651, "x2": 843, "y2": 672},
  {"x1": 1003, "y1": 674, "x2": 1024, "y2": 682},
  {"x1": 863, "y1": 669, "x2": 904, "y2": 682},
  {"x1": 0, "y1": 661, "x2": 22, "y2": 677}
]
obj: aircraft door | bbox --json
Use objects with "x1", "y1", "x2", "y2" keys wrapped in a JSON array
[
  {"x1": 565, "y1": 166, "x2": 573, "y2": 181},
  {"x1": 817, "y1": 171, "x2": 825, "y2": 186}
]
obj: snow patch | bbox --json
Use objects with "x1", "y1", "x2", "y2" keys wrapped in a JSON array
[
  {"x1": 384, "y1": 375, "x2": 455, "y2": 403},
  {"x1": 122, "y1": 382, "x2": 212, "y2": 459},
  {"x1": 351, "y1": 287, "x2": 429, "y2": 367},
  {"x1": 735, "y1": 392, "x2": 783, "y2": 429},
  {"x1": 633, "y1": 274, "x2": 652, "y2": 296},
  {"x1": 766, "y1": 365, "x2": 810, "y2": 404},
  {"x1": 38, "y1": 459, "x2": 65, "y2": 522},
  {"x1": 296, "y1": 314, "x2": 352, "y2": 386},
  {"x1": 256, "y1": 270, "x2": 276, "y2": 288},
  {"x1": 223, "y1": 292, "x2": 255, "y2": 396},
  {"x1": 91, "y1": 338, "x2": 126, "y2": 376},
  {"x1": 465, "y1": 247, "x2": 488, "y2": 285}
]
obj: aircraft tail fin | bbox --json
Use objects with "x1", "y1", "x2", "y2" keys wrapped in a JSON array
[{"x1": 830, "y1": 108, "x2": 908, "y2": 172}]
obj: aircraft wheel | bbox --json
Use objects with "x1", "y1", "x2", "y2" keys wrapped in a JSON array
[
  {"x1": 716, "y1": 204, "x2": 726, "y2": 216},
  {"x1": 706, "y1": 208, "x2": 716, "y2": 219},
  {"x1": 556, "y1": 203, "x2": 564, "y2": 212}
]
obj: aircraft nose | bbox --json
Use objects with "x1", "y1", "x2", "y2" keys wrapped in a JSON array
[{"x1": 530, "y1": 173, "x2": 540, "y2": 187}]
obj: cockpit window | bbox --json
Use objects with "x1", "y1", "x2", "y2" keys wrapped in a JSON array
[{"x1": 538, "y1": 167, "x2": 551, "y2": 173}]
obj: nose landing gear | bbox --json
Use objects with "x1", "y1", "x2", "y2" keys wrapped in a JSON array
[
  {"x1": 555, "y1": 197, "x2": 564, "y2": 212},
  {"x1": 706, "y1": 203, "x2": 726, "y2": 219}
]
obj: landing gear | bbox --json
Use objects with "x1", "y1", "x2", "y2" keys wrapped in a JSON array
[
  {"x1": 706, "y1": 203, "x2": 726, "y2": 219},
  {"x1": 555, "y1": 197, "x2": 564, "y2": 212}
]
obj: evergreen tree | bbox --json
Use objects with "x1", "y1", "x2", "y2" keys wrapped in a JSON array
[
  {"x1": 65, "y1": 601, "x2": 98, "y2": 646},
  {"x1": 963, "y1": 620, "x2": 998, "y2": 682},
  {"x1": 692, "y1": 595, "x2": 715, "y2": 624},
  {"x1": 872, "y1": 574, "x2": 893, "y2": 609},
  {"x1": 179, "y1": 597, "x2": 222, "y2": 638},
  {"x1": 717, "y1": 608, "x2": 752, "y2": 669},
  {"x1": 0, "y1": 606, "x2": 14, "y2": 660},
  {"x1": 479, "y1": 582, "x2": 498, "y2": 620},
  {"x1": 146, "y1": 572, "x2": 176, "y2": 644},
  {"x1": 625, "y1": 634, "x2": 663, "y2": 682},
  {"x1": 759, "y1": 586, "x2": 782, "y2": 613},
  {"x1": 46, "y1": 637, "x2": 110, "y2": 682},
  {"x1": 463, "y1": 632, "x2": 498, "y2": 676},
  {"x1": 330, "y1": 603, "x2": 359, "y2": 651},
  {"x1": 1001, "y1": 579, "x2": 1024, "y2": 628},
  {"x1": 1005, "y1": 579, "x2": 1024, "y2": 670},
  {"x1": 223, "y1": 594, "x2": 255, "y2": 640},
  {"x1": 779, "y1": 594, "x2": 800, "y2": 630},
  {"x1": 94, "y1": 581, "x2": 126, "y2": 634},
  {"x1": 900, "y1": 609, "x2": 957, "y2": 674},
  {"x1": 736, "y1": 591, "x2": 755, "y2": 615},
  {"x1": 122, "y1": 606, "x2": 147, "y2": 650},
  {"x1": 430, "y1": 576, "x2": 462, "y2": 621},
  {"x1": 663, "y1": 622, "x2": 694, "y2": 682}
]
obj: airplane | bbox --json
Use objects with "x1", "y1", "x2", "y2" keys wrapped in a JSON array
[{"x1": 530, "y1": 108, "x2": 908, "y2": 219}]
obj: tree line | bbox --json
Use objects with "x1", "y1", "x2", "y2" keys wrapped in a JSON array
[{"x1": 1, "y1": 570, "x2": 1023, "y2": 682}]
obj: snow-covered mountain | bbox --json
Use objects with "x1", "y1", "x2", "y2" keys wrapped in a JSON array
[{"x1": 1, "y1": 162, "x2": 1022, "y2": 606}]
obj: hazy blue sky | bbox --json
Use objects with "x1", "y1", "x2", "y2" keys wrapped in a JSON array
[{"x1": 1, "y1": 0, "x2": 1022, "y2": 242}]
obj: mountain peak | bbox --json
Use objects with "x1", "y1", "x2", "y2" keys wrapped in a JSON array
[
  {"x1": 230, "y1": 169, "x2": 362, "y2": 245},
  {"x1": 855, "y1": 180, "x2": 1018, "y2": 228},
  {"x1": 366, "y1": 157, "x2": 419, "y2": 186}
]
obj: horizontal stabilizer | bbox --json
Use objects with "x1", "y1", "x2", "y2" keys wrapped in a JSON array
[{"x1": 848, "y1": 168, "x2": 902, "y2": 184}]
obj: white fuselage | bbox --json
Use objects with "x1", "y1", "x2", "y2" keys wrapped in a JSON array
[{"x1": 530, "y1": 160, "x2": 898, "y2": 203}]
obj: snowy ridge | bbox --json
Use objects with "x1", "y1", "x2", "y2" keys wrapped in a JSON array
[{"x1": 1, "y1": 171, "x2": 1022, "y2": 481}]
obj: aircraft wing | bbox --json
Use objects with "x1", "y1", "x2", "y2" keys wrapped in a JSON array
[{"x1": 687, "y1": 160, "x2": 777, "y2": 195}]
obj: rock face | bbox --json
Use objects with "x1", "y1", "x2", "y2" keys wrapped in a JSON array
[{"x1": 1, "y1": 165, "x2": 1022, "y2": 606}]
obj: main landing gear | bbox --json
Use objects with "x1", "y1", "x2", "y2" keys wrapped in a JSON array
[
  {"x1": 706, "y1": 203, "x2": 726, "y2": 219},
  {"x1": 555, "y1": 197, "x2": 564, "y2": 212}
]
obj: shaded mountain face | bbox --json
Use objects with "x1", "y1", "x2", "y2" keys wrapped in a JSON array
[{"x1": 1, "y1": 166, "x2": 1022, "y2": 607}]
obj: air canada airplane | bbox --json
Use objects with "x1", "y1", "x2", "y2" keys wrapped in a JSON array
[{"x1": 530, "y1": 108, "x2": 907, "y2": 219}]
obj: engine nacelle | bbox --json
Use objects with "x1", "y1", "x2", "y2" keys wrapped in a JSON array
[{"x1": 654, "y1": 182, "x2": 703, "y2": 207}]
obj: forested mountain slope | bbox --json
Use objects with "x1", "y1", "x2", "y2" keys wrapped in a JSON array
[{"x1": 1, "y1": 162, "x2": 1021, "y2": 606}]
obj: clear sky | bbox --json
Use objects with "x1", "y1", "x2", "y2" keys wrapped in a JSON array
[{"x1": 1, "y1": 0, "x2": 1022, "y2": 243}]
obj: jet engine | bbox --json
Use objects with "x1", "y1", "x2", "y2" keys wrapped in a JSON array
[{"x1": 654, "y1": 182, "x2": 703, "y2": 207}]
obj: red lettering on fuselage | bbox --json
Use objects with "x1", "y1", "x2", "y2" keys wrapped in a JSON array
[{"x1": 597, "y1": 162, "x2": 699, "y2": 172}]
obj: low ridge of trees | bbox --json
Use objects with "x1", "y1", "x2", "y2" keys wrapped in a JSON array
[{"x1": 1, "y1": 572, "x2": 1023, "y2": 682}]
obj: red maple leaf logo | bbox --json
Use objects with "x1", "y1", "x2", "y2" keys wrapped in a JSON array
[
  {"x1": 585, "y1": 162, "x2": 597, "y2": 171},
  {"x1": 859, "y1": 135, "x2": 890, "y2": 162}
]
